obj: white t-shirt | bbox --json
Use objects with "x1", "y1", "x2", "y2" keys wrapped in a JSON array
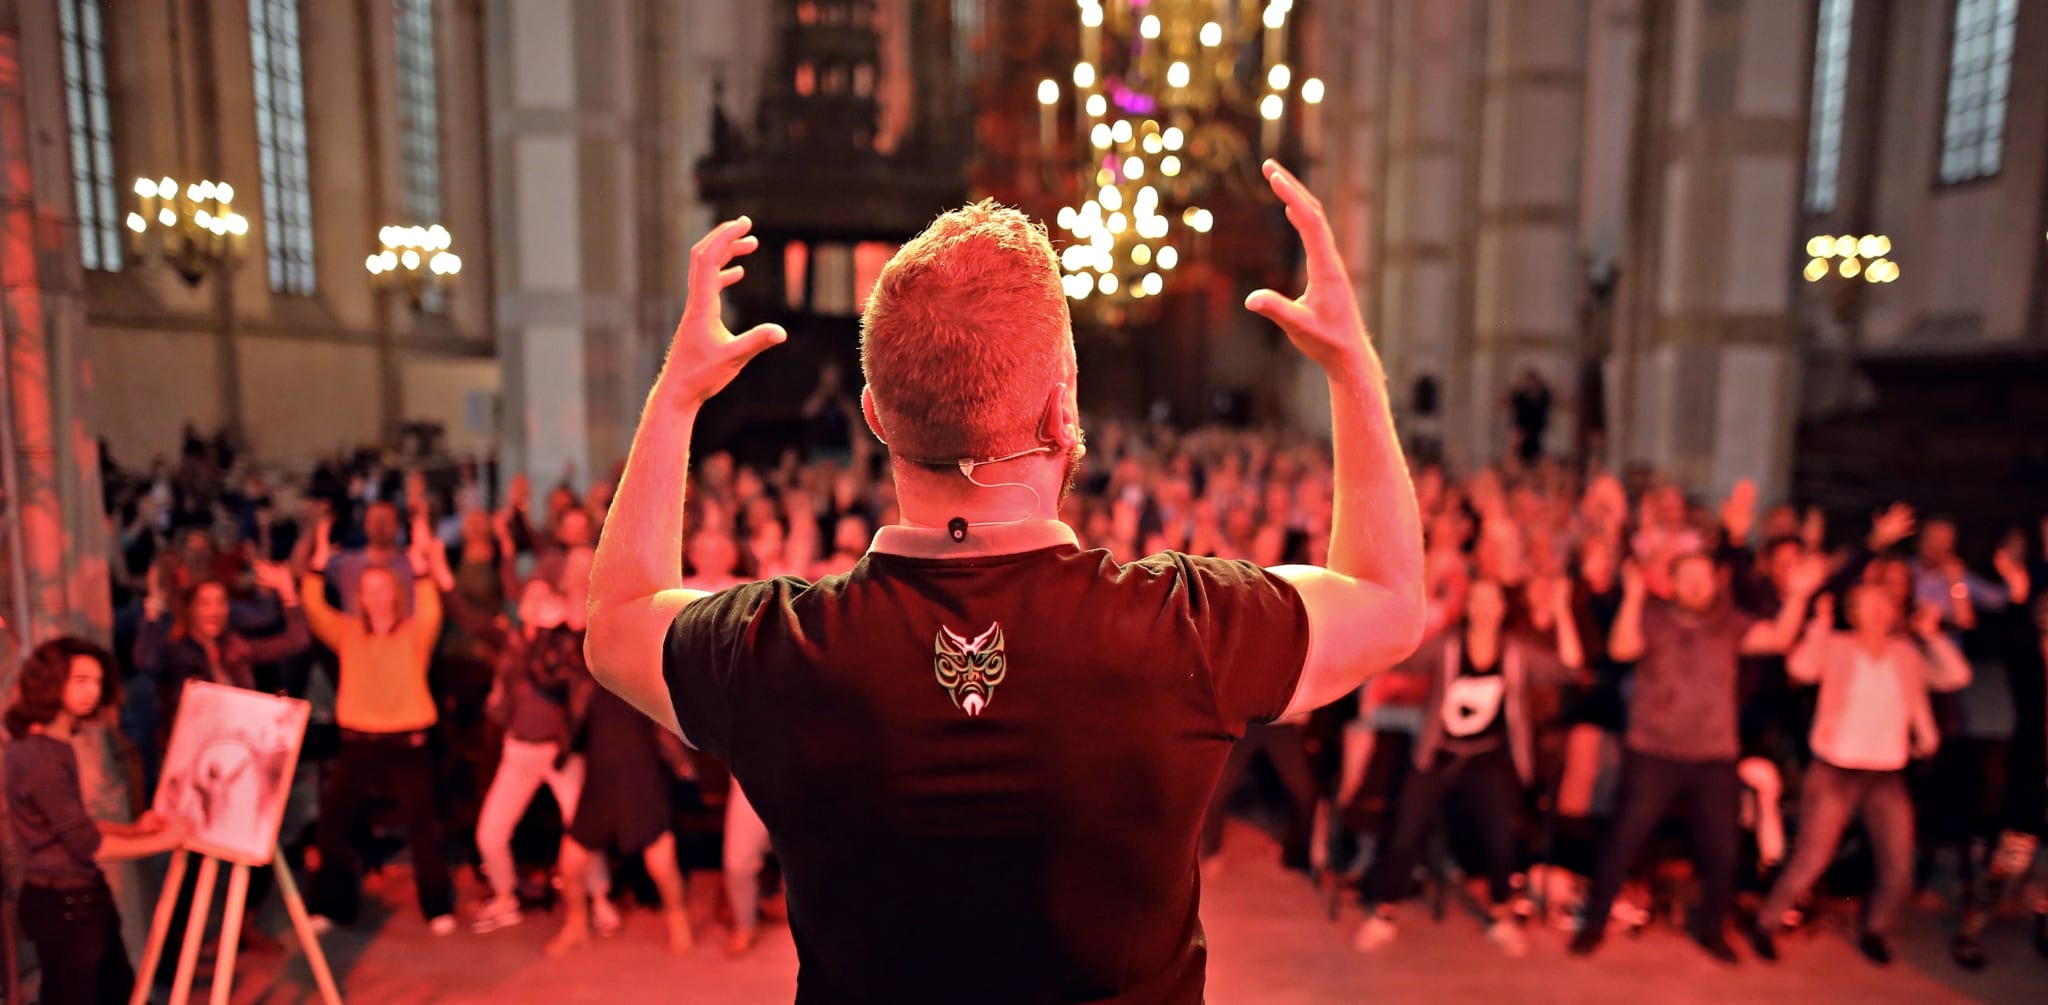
[{"x1": 1819, "y1": 646, "x2": 1911, "y2": 771}]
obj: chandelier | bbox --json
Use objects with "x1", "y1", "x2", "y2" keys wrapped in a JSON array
[
  {"x1": 1036, "y1": 0, "x2": 1320, "y2": 317},
  {"x1": 366, "y1": 224, "x2": 465, "y2": 308},
  {"x1": 1801, "y1": 233, "x2": 1898, "y2": 285},
  {"x1": 126, "y1": 176, "x2": 250, "y2": 284}
]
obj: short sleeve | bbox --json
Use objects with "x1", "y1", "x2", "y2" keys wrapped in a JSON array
[
  {"x1": 1723, "y1": 605, "x2": 1762, "y2": 639},
  {"x1": 662, "y1": 579, "x2": 784, "y2": 757},
  {"x1": 1638, "y1": 600, "x2": 1675, "y2": 642},
  {"x1": 1170, "y1": 553, "x2": 1311, "y2": 728}
]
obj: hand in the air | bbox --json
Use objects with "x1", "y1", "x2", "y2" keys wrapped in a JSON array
[
  {"x1": 1867, "y1": 502, "x2": 1916, "y2": 552},
  {"x1": 309, "y1": 516, "x2": 335, "y2": 573},
  {"x1": 1992, "y1": 546, "x2": 2029, "y2": 600},
  {"x1": 1786, "y1": 553, "x2": 1831, "y2": 598},
  {"x1": 669, "y1": 216, "x2": 787, "y2": 406},
  {"x1": 252, "y1": 561, "x2": 297, "y2": 603},
  {"x1": 1243, "y1": 161, "x2": 1368, "y2": 373},
  {"x1": 1719, "y1": 479, "x2": 1757, "y2": 543},
  {"x1": 1911, "y1": 602, "x2": 1944, "y2": 640},
  {"x1": 1809, "y1": 592, "x2": 1836, "y2": 629},
  {"x1": 1620, "y1": 559, "x2": 1645, "y2": 601}
]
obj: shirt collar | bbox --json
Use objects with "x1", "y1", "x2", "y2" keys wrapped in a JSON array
[{"x1": 868, "y1": 519, "x2": 1078, "y2": 560}]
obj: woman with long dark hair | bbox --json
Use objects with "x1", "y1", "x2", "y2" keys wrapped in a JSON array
[
  {"x1": 135, "y1": 561, "x2": 309, "y2": 735},
  {"x1": 1354, "y1": 577, "x2": 1585, "y2": 957},
  {"x1": 5, "y1": 637, "x2": 189, "y2": 1004},
  {"x1": 131, "y1": 561, "x2": 310, "y2": 965}
]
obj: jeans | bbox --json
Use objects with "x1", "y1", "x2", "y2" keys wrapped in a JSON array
[
  {"x1": 314, "y1": 734, "x2": 455, "y2": 922},
  {"x1": 725, "y1": 781, "x2": 773, "y2": 933},
  {"x1": 1580, "y1": 751, "x2": 1741, "y2": 940},
  {"x1": 1364, "y1": 746, "x2": 1522, "y2": 907},
  {"x1": 475, "y1": 737, "x2": 608, "y2": 899},
  {"x1": 21, "y1": 878, "x2": 134, "y2": 1005},
  {"x1": 1757, "y1": 760, "x2": 1915, "y2": 935}
]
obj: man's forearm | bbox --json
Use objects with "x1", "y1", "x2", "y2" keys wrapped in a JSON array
[
  {"x1": 589, "y1": 371, "x2": 699, "y2": 610},
  {"x1": 1753, "y1": 589, "x2": 1816, "y2": 653},
  {"x1": 1323, "y1": 348, "x2": 1422, "y2": 601},
  {"x1": 1555, "y1": 603, "x2": 1586, "y2": 669},
  {"x1": 1609, "y1": 594, "x2": 1646, "y2": 662}
]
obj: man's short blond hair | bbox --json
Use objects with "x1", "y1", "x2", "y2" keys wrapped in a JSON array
[{"x1": 859, "y1": 200, "x2": 1075, "y2": 464}]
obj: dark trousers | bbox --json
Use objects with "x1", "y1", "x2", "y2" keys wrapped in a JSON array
[
  {"x1": 1580, "y1": 750, "x2": 1741, "y2": 940},
  {"x1": 314, "y1": 734, "x2": 454, "y2": 922},
  {"x1": 1201, "y1": 722, "x2": 1318, "y2": 865},
  {"x1": 21, "y1": 878, "x2": 134, "y2": 1005},
  {"x1": 1364, "y1": 745, "x2": 1522, "y2": 907},
  {"x1": 1757, "y1": 760, "x2": 1914, "y2": 935}
]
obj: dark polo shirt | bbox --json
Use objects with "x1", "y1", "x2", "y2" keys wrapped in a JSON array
[
  {"x1": 665, "y1": 520, "x2": 1310, "y2": 1004},
  {"x1": 1626, "y1": 600, "x2": 1759, "y2": 763}
]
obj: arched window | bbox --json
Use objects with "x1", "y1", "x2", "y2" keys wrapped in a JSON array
[
  {"x1": 250, "y1": 0, "x2": 316, "y2": 293},
  {"x1": 58, "y1": 0, "x2": 120, "y2": 271},
  {"x1": 1938, "y1": 0, "x2": 2017, "y2": 184}
]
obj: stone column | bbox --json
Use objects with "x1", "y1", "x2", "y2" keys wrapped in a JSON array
[
  {"x1": 1613, "y1": 0, "x2": 1812, "y2": 502},
  {"x1": 1289, "y1": 0, "x2": 1389, "y2": 437},
  {"x1": 1373, "y1": 0, "x2": 1483, "y2": 468},
  {"x1": 488, "y1": 0, "x2": 767, "y2": 487},
  {"x1": 489, "y1": 0, "x2": 600, "y2": 487},
  {"x1": 0, "y1": 0, "x2": 113, "y2": 676},
  {"x1": 1466, "y1": 0, "x2": 1588, "y2": 463}
]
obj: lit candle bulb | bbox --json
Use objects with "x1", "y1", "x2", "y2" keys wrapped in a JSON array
[{"x1": 1038, "y1": 79, "x2": 1058, "y2": 158}]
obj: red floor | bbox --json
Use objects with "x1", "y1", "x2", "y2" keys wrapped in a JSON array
[{"x1": 197, "y1": 821, "x2": 2048, "y2": 1004}]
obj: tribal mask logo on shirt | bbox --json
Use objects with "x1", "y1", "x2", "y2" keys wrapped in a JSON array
[{"x1": 934, "y1": 623, "x2": 1007, "y2": 717}]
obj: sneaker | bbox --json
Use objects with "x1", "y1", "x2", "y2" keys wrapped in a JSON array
[
  {"x1": 1486, "y1": 919, "x2": 1528, "y2": 958},
  {"x1": 1352, "y1": 914, "x2": 1397, "y2": 953},
  {"x1": 429, "y1": 914, "x2": 458, "y2": 937},
  {"x1": 306, "y1": 915, "x2": 335, "y2": 936},
  {"x1": 1746, "y1": 925, "x2": 1778, "y2": 963},
  {"x1": 725, "y1": 926, "x2": 759, "y2": 959},
  {"x1": 592, "y1": 897, "x2": 623, "y2": 937},
  {"x1": 1857, "y1": 932, "x2": 1893, "y2": 966},
  {"x1": 1608, "y1": 900, "x2": 1650, "y2": 929},
  {"x1": 471, "y1": 895, "x2": 524, "y2": 934},
  {"x1": 1566, "y1": 927, "x2": 1603, "y2": 958}
]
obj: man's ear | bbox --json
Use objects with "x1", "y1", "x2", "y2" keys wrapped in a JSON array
[
  {"x1": 861, "y1": 385, "x2": 889, "y2": 446},
  {"x1": 1040, "y1": 381, "x2": 1079, "y2": 450}
]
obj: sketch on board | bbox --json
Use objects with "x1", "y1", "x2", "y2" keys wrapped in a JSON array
[{"x1": 153, "y1": 680, "x2": 311, "y2": 865}]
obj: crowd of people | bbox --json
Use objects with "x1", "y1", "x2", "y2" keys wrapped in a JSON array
[{"x1": 7, "y1": 410, "x2": 2048, "y2": 1001}]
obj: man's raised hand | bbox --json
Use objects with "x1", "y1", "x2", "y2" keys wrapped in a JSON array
[
  {"x1": 1868, "y1": 502, "x2": 1916, "y2": 552},
  {"x1": 1719, "y1": 478, "x2": 1757, "y2": 545},
  {"x1": 1243, "y1": 160, "x2": 1368, "y2": 373},
  {"x1": 671, "y1": 216, "x2": 787, "y2": 406}
]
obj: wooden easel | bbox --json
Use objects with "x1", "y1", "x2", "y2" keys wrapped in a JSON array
[
  {"x1": 129, "y1": 847, "x2": 342, "y2": 1005},
  {"x1": 133, "y1": 682, "x2": 336, "y2": 1004}
]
